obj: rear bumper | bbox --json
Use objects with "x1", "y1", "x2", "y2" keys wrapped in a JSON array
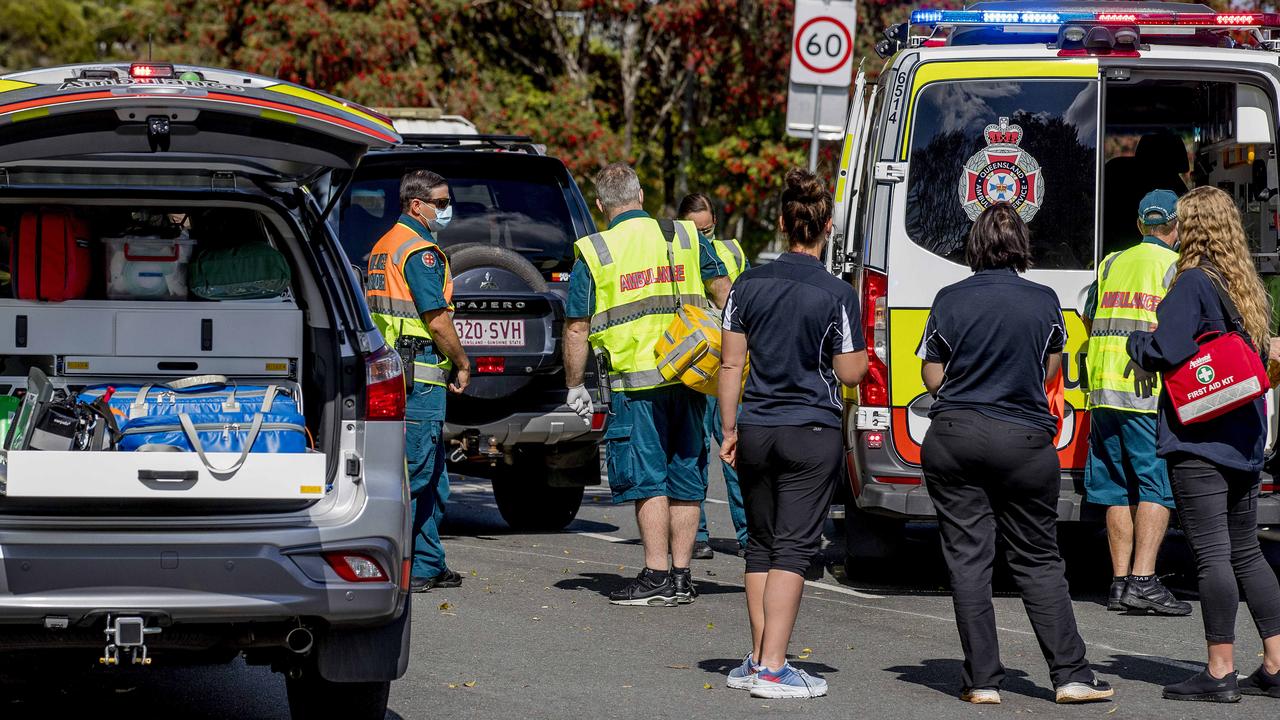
[{"x1": 443, "y1": 408, "x2": 603, "y2": 447}]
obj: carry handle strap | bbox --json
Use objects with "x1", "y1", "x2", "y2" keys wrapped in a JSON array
[
  {"x1": 179, "y1": 412, "x2": 263, "y2": 477},
  {"x1": 132, "y1": 375, "x2": 232, "y2": 416},
  {"x1": 656, "y1": 219, "x2": 682, "y2": 313}
]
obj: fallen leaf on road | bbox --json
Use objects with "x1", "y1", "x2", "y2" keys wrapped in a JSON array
[
  {"x1": 706, "y1": 623, "x2": 715, "y2": 630},
  {"x1": 618, "y1": 565, "x2": 626, "y2": 571},
  {"x1": 532, "y1": 616, "x2": 541, "y2": 621},
  {"x1": 470, "y1": 570, "x2": 478, "y2": 577},
  {"x1": 541, "y1": 605, "x2": 549, "y2": 609},
  {"x1": 463, "y1": 681, "x2": 476, "y2": 688},
  {"x1": 797, "y1": 652, "x2": 811, "y2": 660},
  {"x1": 563, "y1": 550, "x2": 571, "y2": 555},
  {"x1": 667, "y1": 664, "x2": 690, "y2": 670},
  {"x1": 438, "y1": 602, "x2": 452, "y2": 611},
  {"x1": 1107, "y1": 708, "x2": 1117, "y2": 715},
  {"x1": 703, "y1": 683, "x2": 713, "y2": 690},
  {"x1": 447, "y1": 683, "x2": 458, "y2": 689},
  {"x1": 577, "y1": 560, "x2": 586, "y2": 564},
  {"x1": 562, "y1": 568, "x2": 570, "y2": 574}
]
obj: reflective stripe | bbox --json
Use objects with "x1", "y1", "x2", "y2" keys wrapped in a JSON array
[
  {"x1": 1163, "y1": 263, "x2": 1177, "y2": 289},
  {"x1": 609, "y1": 369, "x2": 670, "y2": 391},
  {"x1": 413, "y1": 363, "x2": 450, "y2": 385},
  {"x1": 589, "y1": 293, "x2": 706, "y2": 334},
  {"x1": 723, "y1": 239, "x2": 745, "y2": 273},
  {"x1": 1101, "y1": 252, "x2": 1121, "y2": 281},
  {"x1": 1089, "y1": 387, "x2": 1157, "y2": 413},
  {"x1": 672, "y1": 222, "x2": 693, "y2": 250},
  {"x1": 392, "y1": 235, "x2": 428, "y2": 267},
  {"x1": 368, "y1": 295, "x2": 419, "y2": 319},
  {"x1": 1176, "y1": 375, "x2": 1263, "y2": 423},
  {"x1": 1089, "y1": 317, "x2": 1151, "y2": 337},
  {"x1": 658, "y1": 331, "x2": 706, "y2": 367},
  {"x1": 588, "y1": 233, "x2": 612, "y2": 266}
]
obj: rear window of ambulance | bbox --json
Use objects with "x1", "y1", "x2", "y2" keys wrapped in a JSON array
[{"x1": 905, "y1": 79, "x2": 1098, "y2": 270}]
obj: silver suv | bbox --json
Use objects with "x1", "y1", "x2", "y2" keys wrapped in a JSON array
[{"x1": 0, "y1": 63, "x2": 411, "y2": 719}]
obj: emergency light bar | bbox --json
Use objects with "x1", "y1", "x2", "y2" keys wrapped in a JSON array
[{"x1": 911, "y1": 9, "x2": 1280, "y2": 29}]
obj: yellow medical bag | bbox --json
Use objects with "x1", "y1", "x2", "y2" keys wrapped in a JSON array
[{"x1": 655, "y1": 304, "x2": 723, "y2": 396}]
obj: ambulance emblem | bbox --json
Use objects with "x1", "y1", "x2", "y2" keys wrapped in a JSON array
[{"x1": 958, "y1": 117, "x2": 1045, "y2": 223}]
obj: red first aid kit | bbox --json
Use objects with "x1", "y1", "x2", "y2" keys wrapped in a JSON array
[
  {"x1": 1163, "y1": 272, "x2": 1269, "y2": 425},
  {"x1": 10, "y1": 208, "x2": 93, "y2": 301}
]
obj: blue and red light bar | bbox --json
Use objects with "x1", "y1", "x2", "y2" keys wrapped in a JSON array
[{"x1": 911, "y1": 9, "x2": 1280, "y2": 28}]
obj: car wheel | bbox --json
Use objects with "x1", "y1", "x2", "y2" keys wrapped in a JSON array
[
  {"x1": 492, "y1": 472, "x2": 584, "y2": 531},
  {"x1": 843, "y1": 504, "x2": 907, "y2": 579},
  {"x1": 285, "y1": 670, "x2": 390, "y2": 720}
]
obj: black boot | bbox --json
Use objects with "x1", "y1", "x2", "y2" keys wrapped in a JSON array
[
  {"x1": 1162, "y1": 669, "x2": 1242, "y2": 702},
  {"x1": 1121, "y1": 575, "x2": 1192, "y2": 616},
  {"x1": 1107, "y1": 576, "x2": 1129, "y2": 611},
  {"x1": 1239, "y1": 664, "x2": 1280, "y2": 698}
]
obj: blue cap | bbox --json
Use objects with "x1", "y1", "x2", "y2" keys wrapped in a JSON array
[{"x1": 1138, "y1": 189, "x2": 1178, "y2": 226}]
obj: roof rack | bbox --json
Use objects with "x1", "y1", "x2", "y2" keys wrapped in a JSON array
[{"x1": 397, "y1": 133, "x2": 544, "y2": 155}]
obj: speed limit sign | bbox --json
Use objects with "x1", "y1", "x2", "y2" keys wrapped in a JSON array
[{"x1": 790, "y1": 0, "x2": 857, "y2": 87}]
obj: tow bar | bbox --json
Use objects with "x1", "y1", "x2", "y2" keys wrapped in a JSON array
[{"x1": 100, "y1": 615, "x2": 160, "y2": 666}]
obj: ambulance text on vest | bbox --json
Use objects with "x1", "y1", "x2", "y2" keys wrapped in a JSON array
[{"x1": 619, "y1": 264, "x2": 687, "y2": 292}]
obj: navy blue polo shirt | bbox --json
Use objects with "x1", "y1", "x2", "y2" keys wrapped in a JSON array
[
  {"x1": 723, "y1": 252, "x2": 864, "y2": 428},
  {"x1": 918, "y1": 270, "x2": 1066, "y2": 435},
  {"x1": 1127, "y1": 267, "x2": 1267, "y2": 472}
]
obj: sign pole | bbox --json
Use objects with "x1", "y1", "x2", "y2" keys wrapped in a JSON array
[{"x1": 809, "y1": 85, "x2": 823, "y2": 173}]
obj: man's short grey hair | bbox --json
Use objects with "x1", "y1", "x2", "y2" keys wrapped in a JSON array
[{"x1": 593, "y1": 163, "x2": 642, "y2": 212}]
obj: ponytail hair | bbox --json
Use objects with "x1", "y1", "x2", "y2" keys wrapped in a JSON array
[
  {"x1": 677, "y1": 192, "x2": 714, "y2": 221},
  {"x1": 781, "y1": 168, "x2": 833, "y2": 248}
]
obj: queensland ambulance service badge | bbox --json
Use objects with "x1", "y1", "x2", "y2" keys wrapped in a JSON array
[{"x1": 958, "y1": 117, "x2": 1044, "y2": 223}]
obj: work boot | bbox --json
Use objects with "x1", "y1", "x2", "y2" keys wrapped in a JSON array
[
  {"x1": 609, "y1": 568, "x2": 677, "y2": 607},
  {"x1": 1121, "y1": 575, "x2": 1192, "y2": 616},
  {"x1": 672, "y1": 567, "x2": 698, "y2": 605},
  {"x1": 692, "y1": 541, "x2": 714, "y2": 560},
  {"x1": 1107, "y1": 576, "x2": 1129, "y2": 611},
  {"x1": 1239, "y1": 664, "x2": 1280, "y2": 698},
  {"x1": 1162, "y1": 669, "x2": 1242, "y2": 702}
]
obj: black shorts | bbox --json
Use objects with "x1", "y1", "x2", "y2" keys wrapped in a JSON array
[{"x1": 737, "y1": 424, "x2": 842, "y2": 575}]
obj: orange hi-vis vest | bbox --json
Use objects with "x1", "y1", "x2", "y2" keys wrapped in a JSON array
[{"x1": 366, "y1": 221, "x2": 454, "y2": 386}]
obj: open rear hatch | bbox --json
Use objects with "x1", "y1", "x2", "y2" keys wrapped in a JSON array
[{"x1": 0, "y1": 64, "x2": 399, "y2": 510}]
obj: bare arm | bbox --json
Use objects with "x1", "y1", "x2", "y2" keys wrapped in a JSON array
[
  {"x1": 922, "y1": 361, "x2": 945, "y2": 397},
  {"x1": 1045, "y1": 352, "x2": 1062, "y2": 383},
  {"x1": 425, "y1": 308, "x2": 470, "y2": 393},
  {"x1": 717, "y1": 329, "x2": 748, "y2": 467},
  {"x1": 564, "y1": 318, "x2": 591, "y2": 387},
  {"x1": 833, "y1": 351, "x2": 869, "y2": 387},
  {"x1": 706, "y1": 276, "x2": 731, "y2": 310}
]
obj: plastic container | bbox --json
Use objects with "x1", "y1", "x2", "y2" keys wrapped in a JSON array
[{"x1": 103, "y1": 236, "x2": 197, "y2": 300}]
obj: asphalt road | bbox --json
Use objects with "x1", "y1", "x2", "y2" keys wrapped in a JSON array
[{"x1": 5, "y1": 461, "x2": 1280, "y2": 720}]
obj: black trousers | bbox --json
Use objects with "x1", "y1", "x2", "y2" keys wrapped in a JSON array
[
  {"x1": 737, "y1": 425, "x2": 842, "y2": 575},
  {"x1": 1168, "y1": 454, "x2": 1280, "y2": 644},
  {"x1": 921, "y1": 410, "x2": 1092, "y2": 690}
]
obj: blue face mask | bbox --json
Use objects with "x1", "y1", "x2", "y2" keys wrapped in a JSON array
[{"x1": 427, "y1": 203, "x2": 453, "y2": 232}]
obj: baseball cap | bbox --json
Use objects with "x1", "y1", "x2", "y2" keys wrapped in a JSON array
[{"x1": 1138, "y1": 189, "x2": 1178, "y2": 225}]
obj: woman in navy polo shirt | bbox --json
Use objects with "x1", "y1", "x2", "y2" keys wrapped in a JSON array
[
  {"x1": 717, "y1": 169, "x2": 868, "y2": 699},
  {"x1": 918, "y1": 203, "x2": 1113, "y2": 706},
  {"x1": 1128, "y1": 186, "x2": 1280, "y2": 703}
]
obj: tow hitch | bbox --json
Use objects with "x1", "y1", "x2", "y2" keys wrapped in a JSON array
[
  {"x1": 449, "y1": 430, "x2": 504, "y2": 465},
  {"x1": 100, "y1": 616, "x2": 160, "y2": 666}
]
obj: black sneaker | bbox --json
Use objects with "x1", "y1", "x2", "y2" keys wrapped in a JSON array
[
  {"x1": 1121, "y1": 575, "x2": 1192, "y2": 616},
  {"x1": 672, "y1": 567, "x2": 698, "y2": 604},
  {"x1": 692, "y1": 541, "x2": 714, "y2": 560},
  {"x1": 1107, "y1": 576, "x2": 1129, "y2": 611},
  {"x1": 609, "y1": 568, "x2": 677, "y2": 607},
  {"x1": 1162, "y1": 669, "x2": 1242, "y2": 702},
  {"x1": 1239, "y1": 665, "x2": 1280, "y2": 698}
]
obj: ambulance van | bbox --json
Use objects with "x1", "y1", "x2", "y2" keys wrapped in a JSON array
[{"x1": 835, "y1": 1, "x2": 1280, "y2": 563}]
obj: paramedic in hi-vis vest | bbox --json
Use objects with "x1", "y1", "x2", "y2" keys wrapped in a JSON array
[
  {"x1": 1083, "y1": 189, "x2": 1191, "y2": 616},
  {"x1": 563, "y1": 163, "x2": 730, "y2": 606},
  {"x1": 367, "y1": 169, "x2": 471, "y2": 593},
  {"x1": 678, "y1": 192, "x2": 749, "y2": 560}
]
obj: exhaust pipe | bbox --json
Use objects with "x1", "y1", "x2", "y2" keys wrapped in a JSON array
[{"x1": 285, "y1": 627, "x2": 314, "y2": 655}]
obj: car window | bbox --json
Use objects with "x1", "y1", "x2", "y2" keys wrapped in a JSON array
[
  {"x1": 339, "y1": 162, "x2": 578, "y2": 271},
  {"x1": 905, "y1": 79, "x2": 1098, "y2": 270}
]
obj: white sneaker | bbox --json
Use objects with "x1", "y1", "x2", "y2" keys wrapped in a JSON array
[{"x1": 726, "y1": 653, "x2": 760, "y2": 690}]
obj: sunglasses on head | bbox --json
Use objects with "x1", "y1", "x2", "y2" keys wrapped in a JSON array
[{"x1": 416, "y1": 197, "x2": 451, "y2": 211}]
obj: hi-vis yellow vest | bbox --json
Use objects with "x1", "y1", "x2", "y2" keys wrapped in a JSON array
[
  {"x1": 575, "y1": 217, "x2": 705, "y2": 392},
  {"x1": 1085, "y1": 241, "x2": 1178, "y2": 412},
  {"x1": 711, "y1": 237, "x2": 747, "y2": 282},
  {"x1": 366, "y1": 222, "x2": 454, "y2": 386}
]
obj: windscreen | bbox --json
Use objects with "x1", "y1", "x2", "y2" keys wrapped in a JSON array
[{"x1": 339, "y1": 159, "x2": 578, "y2": 271}]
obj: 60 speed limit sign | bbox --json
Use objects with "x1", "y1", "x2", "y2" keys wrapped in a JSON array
[{"x1": 790, "y1": 0, "x2": 857, "y2": 87}]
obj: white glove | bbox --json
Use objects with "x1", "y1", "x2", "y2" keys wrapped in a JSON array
[{"x1": 566, "y1": 385, "x2": 593, "y2": 425}]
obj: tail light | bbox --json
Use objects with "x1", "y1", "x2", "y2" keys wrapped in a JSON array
[
  {"x1": 1263, "y1": 482, "x2": 1276, "y2": 494},
  {"x1": 475, "y1": 356, "x2": 505, "y2": 374},
  {"x1": 129, "y1": 62, "x2": 175, "y2": 79},
  {"x1": 364, "y1": 343, "x2": 405, "y2": 421},
  {"x1": 323, "y1": 552, "x2": 389, "y2": 582},
  {"x1": 591, "y1": 412, "x2": 607, "y2": 432},
  {"x1": 860, "y1": 269, "x2": 890, "y2": 407}
]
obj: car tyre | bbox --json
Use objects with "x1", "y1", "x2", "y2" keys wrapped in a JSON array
[
  {"x1": 285, "y1": 669, "x2": 390, "y2": 720},
  {"x1": 492, "y1": 473, "x2": 584, "y2": 531}
]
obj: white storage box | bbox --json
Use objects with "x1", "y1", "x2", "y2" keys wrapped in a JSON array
[
  {"x1": 103, "y1": 236, "x2": 197, "y2": 300},
  {"x1": 2, "y1": 450, "x2": 326, "y2": 500}
]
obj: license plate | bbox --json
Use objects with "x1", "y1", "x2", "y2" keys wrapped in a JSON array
[{"x1": 454, "y1": 319, "x2": 526, "y2": 347}]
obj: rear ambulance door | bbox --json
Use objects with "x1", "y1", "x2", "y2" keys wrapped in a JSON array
[{"x1": 879, "y1": 56, "x2": 1102, "y2": 475}]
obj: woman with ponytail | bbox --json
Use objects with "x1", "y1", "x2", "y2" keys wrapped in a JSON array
[
  {"x1": 717, "y1": 169, "x2": 868, "y2": 698},
  {"x1": 1128, "y1": 186, "x2": 1280, "y2": 703}
]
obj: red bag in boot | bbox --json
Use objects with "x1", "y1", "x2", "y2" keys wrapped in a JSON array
[{"x1": 10, "y1": 208, "x2": 93, "y2": 301}]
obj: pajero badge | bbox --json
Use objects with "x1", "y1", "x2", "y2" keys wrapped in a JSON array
[{"x1": 958, "y1": 117, "x2": 1044, "y2": 223}]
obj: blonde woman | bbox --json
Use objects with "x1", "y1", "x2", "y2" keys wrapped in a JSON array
[{"x1": 1128, "y1": 186, "x2": 1280, "y2": 703}]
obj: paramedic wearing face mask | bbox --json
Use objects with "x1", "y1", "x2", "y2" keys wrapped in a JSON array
[{"x1": 366, "y1": 169, "x2": 471, "y2": 593}]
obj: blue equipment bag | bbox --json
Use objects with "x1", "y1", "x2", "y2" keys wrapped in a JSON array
[{"x1": 78, "y1": 375, "x2": 307, "y2": 475}]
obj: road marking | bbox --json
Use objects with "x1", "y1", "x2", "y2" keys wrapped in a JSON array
[
  {"x1": 574, "y1": 531, "x2": 629, "y2": 543},
  {"x1": 803, "y1": 580, "x2": 883, "y2": 600}
]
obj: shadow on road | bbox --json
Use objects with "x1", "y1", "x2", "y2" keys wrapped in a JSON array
[
  {"x1": 1093, "y1": 654, "x2": 1190, "y2": 687},
  {"x1": 553, "y1": 572, "x2": 742, "y2": 599},
  {"x1": 886, "y1": 658, "x2": 1055, "y2": 701},
  {"x1": 697, "y1": 658, "x2": 839, "y2": 677}
]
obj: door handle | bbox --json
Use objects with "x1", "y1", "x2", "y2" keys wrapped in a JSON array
[{"x1": 138, "y1": 470, "x2": 198, "y2": 482}]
